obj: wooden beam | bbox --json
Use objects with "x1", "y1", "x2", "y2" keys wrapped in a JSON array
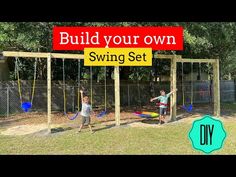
[
  {"x1": 170, "y1": 56, "x2": 177, "y2": 121},
  {"x1": 47, "y1": 54, "x2": 52, "y2": 133},
  {"x1": 176, "y1": 59, "x2": 216, "y2": 63},
  {"x1": 153, "y1": 54, "x2": 182, "y2": 59},
  {"x1": 114, "y1": 66, "x2": 120, "y2": 126},
  {"x1": 3, "y1": 51, "x2": 217, "y2": 64},
  {"x1": 213, "y1": 59, "x2": 220, "y2": 117},
  {"x1": 3, "y1": 51, "x2": 84, "y2": 59}
]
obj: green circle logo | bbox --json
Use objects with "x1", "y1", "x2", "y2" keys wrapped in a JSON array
[{"x1": 189, "y1": 115, "x2": 227, "y2": 154}]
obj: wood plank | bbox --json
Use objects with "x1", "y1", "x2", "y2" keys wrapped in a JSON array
[
  {"x1": 3, "y1": 51, "x2": 217, "y2": 64},
  {"x1": 176, "y1": 59, "x2": 216, "y2": 63},
  {"x1": 114, "y1": 66, "x2": 120, "y2": 126},
  {"x1": 213, "y1": 59, "x2": 220, "y2": 117},
  {"x1": 47, "y1": 54, "x2": 52, "y2": 133},
  {"x1": 153, "y1": 54, "x2": 182, "y2": 59},
  {"x1": 171, "y1": 56, "x2": 177, "y2": 121},
  {"x1": 3, "y1": 51, "x2": 84, "y2": 59}
]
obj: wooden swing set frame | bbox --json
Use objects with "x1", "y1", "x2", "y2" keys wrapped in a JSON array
[{"x1": 2, "y1": 51, "x2": 220, "y2": 133}]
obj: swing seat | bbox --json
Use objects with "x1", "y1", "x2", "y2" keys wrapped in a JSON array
[
  {"x1": 21, "y1": 102, "x2": 32, "y2": 112},
  {"x1": 134, "y1": 111, "x2": 159, "y2": 118},
  {"x1": 64, "y1": 111, "x2": 80, "y2": 120},
  {"x1": 97, "y1": 110, "x2": 107, "y2": 118},
  {"x1": 182, "y1": 104, "x2": 193, "y2": 112}
]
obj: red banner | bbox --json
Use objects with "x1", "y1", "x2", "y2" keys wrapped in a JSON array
[{"x1": 53, "y1": 26, "x2": 183, "y2": 50}]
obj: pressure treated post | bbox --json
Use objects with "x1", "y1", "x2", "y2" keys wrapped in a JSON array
[
  {"x1": 213, "y1": 59, "x2": 220, "y2": 117},
  {"x1": 114, "y1": 66, "x2": 120, "y2": 126},
  {"x1": 170, "y1": 56, "x2": 177, "y2": 121},
  {"x1": 47, "y1": 54, "x2": 52, "y2": 133},
  {"x1": 6, "y1": 86, "x2": 9, "y2": 118}
]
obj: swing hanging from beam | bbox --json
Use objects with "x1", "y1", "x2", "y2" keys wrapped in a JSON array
[
  {"x1": 62, "y1": 58, "x2": 80, "y2": 120},
  {"x1": 181, "y1": 62, "x2": 193, "y2": 113},
  {"x1": 15, "y1": 57, "x2": 38, "y2": 112},
  {"x1": 97, "y1": 66, "x2": 108, "y2": 118}
]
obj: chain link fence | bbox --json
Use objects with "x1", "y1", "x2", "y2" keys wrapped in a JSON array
[{"x1": 0, "y1": 80, "x2": 236, "y2": 118}]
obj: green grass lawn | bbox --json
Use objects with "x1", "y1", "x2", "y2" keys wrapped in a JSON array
[{"x1": 0, "y1": 119, "x2": 236, "y2": 154}]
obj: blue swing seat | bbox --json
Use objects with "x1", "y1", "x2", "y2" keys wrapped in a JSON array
[
  {"x1": 64, "y1": 111, "x2": 80, "y2": 120},
  {"x1": 21, "y1": 102, "x2": 32, "y2": 112},
  {"x1": 97, "y1": 110, "x2": 107, "y2": 118},
  {"x1": 182, "y1": 104, "x2": 193, "y2": 112}
]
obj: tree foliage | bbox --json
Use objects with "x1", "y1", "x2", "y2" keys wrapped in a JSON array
[{"x1": 1, "y1": 22, "x2": 236, "y2": 81}]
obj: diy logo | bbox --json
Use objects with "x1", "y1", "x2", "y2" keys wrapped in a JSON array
[{"x1": 189, "y1": 115, "x2": 226, "y2": 154}]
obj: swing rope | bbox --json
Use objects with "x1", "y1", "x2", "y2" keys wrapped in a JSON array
[
  {"x1": 77, "y1": 59, "x2": 81, "y2": 112},
  {"x1": 62, "y1": 58, "x2": 66, "y2": 113},
  {"x1": 31, "y1": 58, "x2": 37, "y2": 105},
  {"x1": 90, "y1": 66, "x2": 93, "y2": 108},
  {"x1": 15, "y1": 57, "x2": 23, "y2": 104},
  {"x1": 182, "y1": 62, "x2": 185, "y2": 106},
  {"x1": 181, "y1": 62, "x2": 193, "y2": 113},
  {"x1": 104, "y1": 66, "x2": 107, "y2": 112},
  {"x1": 191, "y1": 62, "x2": 193, "y2": 105},
  {"x1": 62, "y1": 58, "x2": 80, "y2": 120},
  {"x1": 97, "y1": 66, "x2": 108, "y2": 118}
]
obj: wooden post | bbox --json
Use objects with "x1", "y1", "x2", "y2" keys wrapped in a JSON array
[
  {"x1": 114, "y1": 66, "x2": 120, "y2": 126},
  {"x1": 47, "y1": 54, "x2": 52, "y2": 133},
  {"x1": 170, "y1": 57, "x2": 177, "y2": 121},
  {"x1": 213, "y1": 59, "x2": 220, "y2": 117},
  {"x1": 7, "y1": 87, "x2": 9, "y2": 117},
  {"x1": 170, "y1": 59, "x2": 173, "y2": 119}
]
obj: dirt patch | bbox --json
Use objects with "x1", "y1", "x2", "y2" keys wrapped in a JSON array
[
  {"x1": 0, "y1": 124, "x2": 61, "y2": 136},
  {"x1": 0, "y1": 104, "x2": 235, "y2": 134},
  {"x1": 129, "y1": 122, "x2": 162, "y2": 128}
]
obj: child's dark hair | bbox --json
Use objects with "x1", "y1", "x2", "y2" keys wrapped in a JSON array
[{"x1": 160, "y1": 89, "x2": 165, "y2": 93}]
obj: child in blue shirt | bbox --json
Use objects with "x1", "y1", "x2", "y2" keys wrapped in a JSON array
[{"x1": 150, "y1": 89, "x2": 177, "y2": 124}]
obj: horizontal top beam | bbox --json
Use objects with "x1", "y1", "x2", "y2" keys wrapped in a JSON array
[
  {"x1": 3, "y1": 51, "x2": 218, "y2": 63},
  {"x1": 153, "y1": 54, "x2": 182, "y2": 59},
  {"x1": 4, "y1": 51, "x2": 181, "y2": 60},
  {"x1": 3, "y1": 51, "x2": 84, "y2": 59},
  {"x1": 176, "y1": 58, "x2": 217, "y2": 63}
]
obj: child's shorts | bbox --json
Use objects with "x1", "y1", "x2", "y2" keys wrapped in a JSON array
[
  {"x1": 159, "y1": 108, "x2": 167, "y2": 115},
  {"x1": 81, "y1": 116, "x2": 91, "y2": 125}
]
